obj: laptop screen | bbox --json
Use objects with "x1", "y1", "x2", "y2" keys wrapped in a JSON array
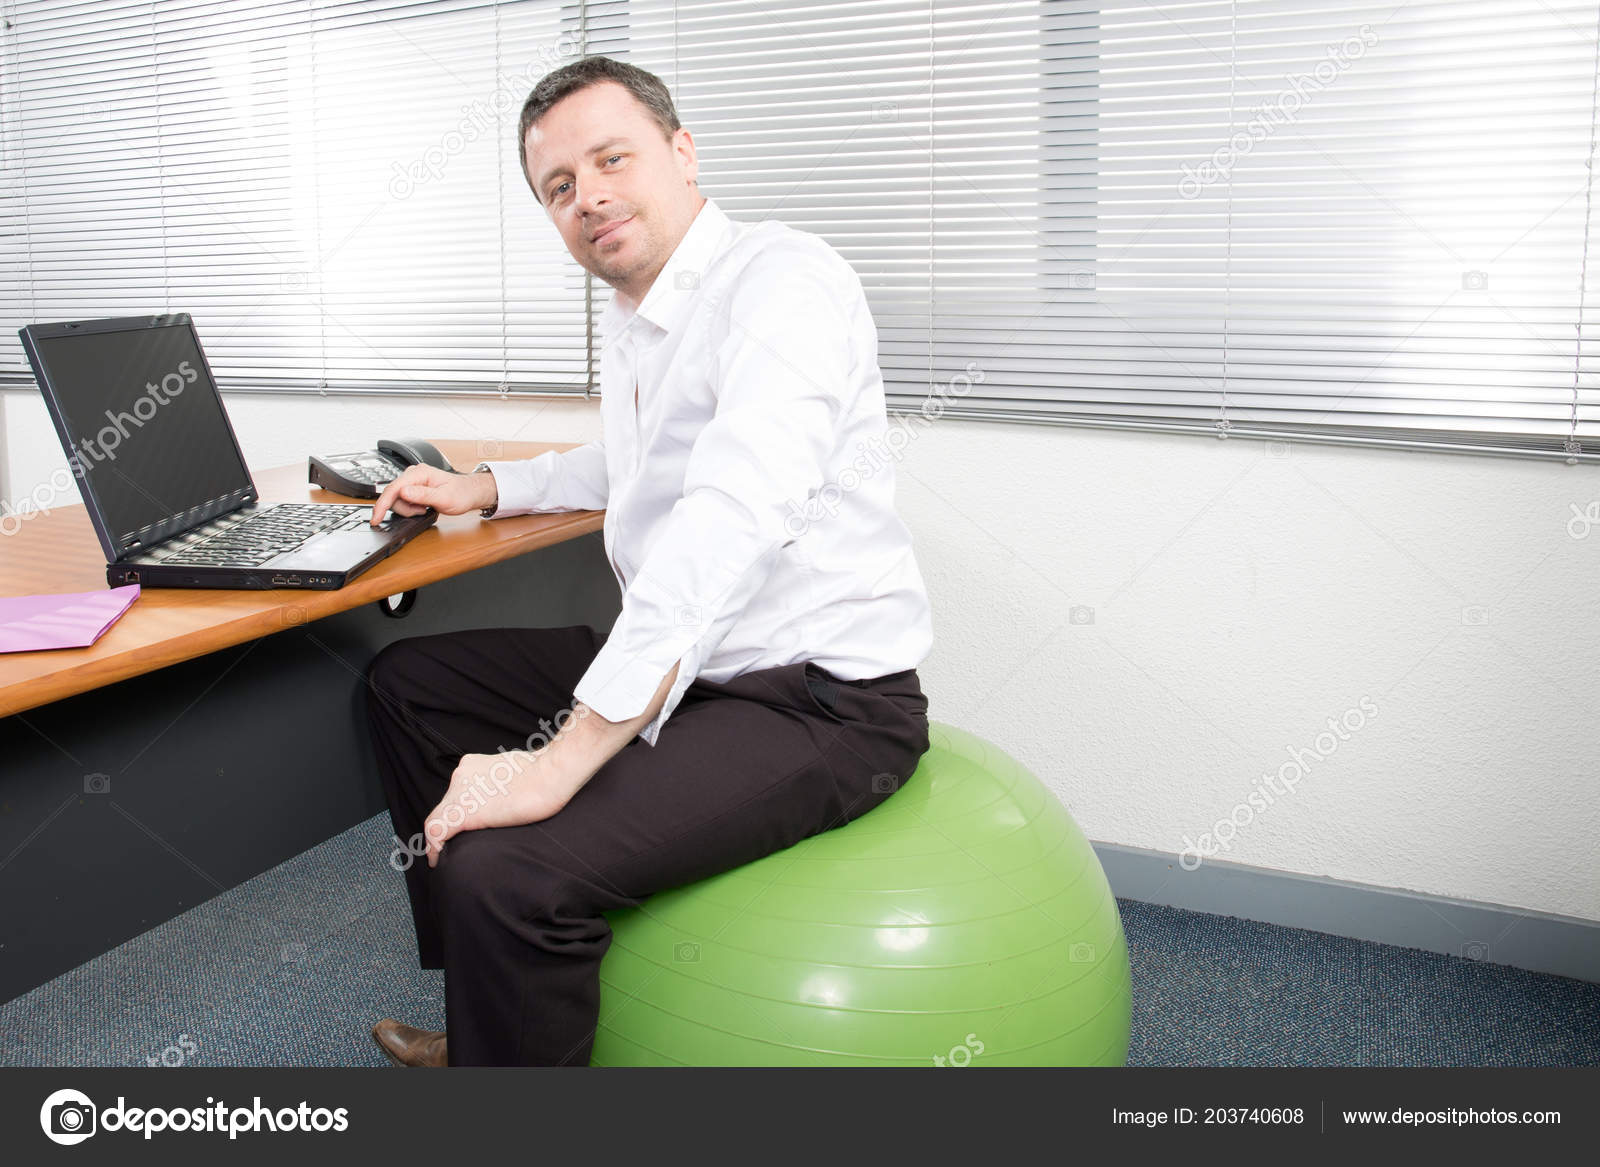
[{"x1": 29, "y1": 319, "x2": 253, "y2": 552}]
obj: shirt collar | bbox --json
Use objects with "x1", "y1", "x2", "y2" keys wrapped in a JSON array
[{"x1": 600, "y1": 196, "x2": 731, "y2": 343}]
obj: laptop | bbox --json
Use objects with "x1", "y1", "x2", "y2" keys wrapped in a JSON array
[{"x1": 17, "y1": 313, "x2": 439, "y2": 590}]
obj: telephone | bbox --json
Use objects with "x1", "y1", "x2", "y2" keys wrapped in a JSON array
[{"x1": 308, "y1": 437, "x2": 456, "y2": 499}]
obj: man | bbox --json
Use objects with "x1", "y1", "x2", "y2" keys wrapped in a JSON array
[{"x1": 362, "y1": 55, "x2": 934, "y2": 1067}]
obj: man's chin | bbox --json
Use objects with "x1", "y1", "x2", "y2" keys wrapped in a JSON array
[
  {"x1": 587, "y1": 252, "x2": 652, "y2": 285},
  {"x1": 588, "y1": 262, "x2": 633, "y2": 285}
]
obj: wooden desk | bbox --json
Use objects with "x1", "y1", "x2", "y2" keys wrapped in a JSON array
[
  {"x1": 0, "y1": 437, "x2": 615, "y2": 1005},
  {"x1": 0, "y1": 439, "x2": 602, "y2": 718}
]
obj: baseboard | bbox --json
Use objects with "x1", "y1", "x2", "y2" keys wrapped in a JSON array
[{"x1": 1091, "y1": 842, "x2": 1600, "y2": 985}]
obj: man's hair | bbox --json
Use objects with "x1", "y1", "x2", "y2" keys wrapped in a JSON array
[{"x1": 517, "y1": 55, "x2": 682, "y2": 197}]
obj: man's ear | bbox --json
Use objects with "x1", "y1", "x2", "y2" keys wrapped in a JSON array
[{"x1": 673, "y1": 126, "x2": 698, "y2": 187}]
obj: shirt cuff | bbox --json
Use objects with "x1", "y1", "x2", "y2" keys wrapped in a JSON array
[
  {"x1": 473, "y1": 453, "x2": 558, "y2": 518},
  {"x1": 571, "y1": 631, "x2": 706, "y2": 747}
]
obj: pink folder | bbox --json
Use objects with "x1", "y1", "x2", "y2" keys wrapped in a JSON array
[{"x1": 0, "y1": 584, "x2": 141, "y2": 653}]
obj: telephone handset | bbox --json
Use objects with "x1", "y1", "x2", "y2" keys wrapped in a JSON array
[{"x1": 308, "y1": 437, "x2": 456, "y2": 499}]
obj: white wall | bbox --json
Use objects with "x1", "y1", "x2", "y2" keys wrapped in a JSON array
[{"x1": 4, "y1": 386, "x2": 1596, "y2": 923}]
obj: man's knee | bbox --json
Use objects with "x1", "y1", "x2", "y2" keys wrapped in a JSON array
[
  {"x1": 365, "y1": 637, "x2": 432, "y2": 706},
  {"x1": 433, "y1": 829, "x2": 592, "y2": 922}
]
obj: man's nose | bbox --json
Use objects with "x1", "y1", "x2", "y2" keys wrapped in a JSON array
[{"x1": 575, "y1": 178, "x2": 609, "y2": 218}]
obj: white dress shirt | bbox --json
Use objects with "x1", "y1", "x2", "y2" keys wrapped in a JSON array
[{"x1": 477, "y1": 195, "x2": 933, "y2": 746}]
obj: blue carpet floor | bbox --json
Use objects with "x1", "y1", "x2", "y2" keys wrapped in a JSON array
[{"x1": 1, "y1": 813, "x2": 1595, "y2": 1067}]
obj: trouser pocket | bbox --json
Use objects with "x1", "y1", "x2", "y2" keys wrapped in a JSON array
[{"x1": 801, "y1": 661, "x2": 849, "y2": 724}]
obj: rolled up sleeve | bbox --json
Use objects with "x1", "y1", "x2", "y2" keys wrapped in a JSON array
[
  {"x1": 572, "y1": 247, "x2": 850, "y2": 745},
  {"x1": 480, "y1": 438, "x2": 608, "y2": 517}
]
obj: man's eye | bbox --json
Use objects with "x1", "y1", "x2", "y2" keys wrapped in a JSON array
[
  {"x1": 551, "y1": 181, "x2": 570, "y2": 200},
  {"x1": 606, "y1": 155, "x2": 622, "y2": 165}
]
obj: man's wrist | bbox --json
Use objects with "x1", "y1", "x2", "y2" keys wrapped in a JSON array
[
  {"x1": 533, "y1": 702, "x2": 630, "y2": 802},
  {"x1": 470, "y1": 463, "x2": 500, "y2": 517}
]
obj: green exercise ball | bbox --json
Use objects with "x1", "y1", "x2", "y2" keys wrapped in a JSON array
[{"x1": 592, "y1": 721, "x2": 1133, "y2": 1066}]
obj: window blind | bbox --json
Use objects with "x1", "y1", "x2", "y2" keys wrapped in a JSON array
[
  {"x1": 610, "y1": 0, "x2": 1600, "y2": 461},
  {"x1": 4, "y1": 0, "x2": 1599, "y2": 460},
  {"x1": 0, "y1": 0, "x2": 591, "y2": 395},
  {"x1": 1082, "y1": 0, "x2": 1600, "y2": 459}
]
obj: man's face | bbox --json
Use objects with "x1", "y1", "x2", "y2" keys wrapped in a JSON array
[{"x1": 524, "y1": 80, "x2": 703, "y2": 305}]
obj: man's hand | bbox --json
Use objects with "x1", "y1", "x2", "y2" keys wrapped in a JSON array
[
  {"x1": 370, "y1": 466, "x2": 497, "y2": 525},
  {"x1": 421, "y1": 745, "x2": 586, "y2": 867}
]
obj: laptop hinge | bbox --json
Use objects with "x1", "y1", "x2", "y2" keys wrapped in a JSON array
[{"x1": 119, "y1": 486, "x2": 258, "y2": 559}]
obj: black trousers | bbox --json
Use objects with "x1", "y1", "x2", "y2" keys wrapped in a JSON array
[{"x1": 362, "y1": 623, "x2": 931, "y2": 1067}]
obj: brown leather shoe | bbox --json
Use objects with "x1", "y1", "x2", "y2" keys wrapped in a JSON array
[{"x1": 372, "y1": 1018, "x2": 447, "y2": 1067}]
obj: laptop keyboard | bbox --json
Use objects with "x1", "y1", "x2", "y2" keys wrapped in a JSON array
[{"x1": 138, "y1": 503, "x2": 374, "y2": 568}]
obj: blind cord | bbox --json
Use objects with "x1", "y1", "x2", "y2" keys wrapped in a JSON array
[
  {"x1": 149, "y1": 0, "x2": 169, "y2": 312},
  {"x1": 307, "y1": 0, "x2": 326, "y2": 391},
  {"x1": 581, "y1": 0, "x2": 595, "y2": 397},
  {"x1": 1217, "y1": 0, "x2": 1237, "y2": 437},
  {"x1": 495, "y1": 0, "x2": 508, "y2": 396},
  {"x1": 4, "y1": 1, "x2": 37, "y2": 322},
  {"x1": 1569, "y1": 1, "x2": 1600, "y2": 463}
]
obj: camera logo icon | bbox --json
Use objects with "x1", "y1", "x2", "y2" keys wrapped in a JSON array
[
  {"x1": 40, "y1": 1088, "x2": 96, "y2": 1145},
  {"x1": 1068, "y1": 605, "x2": 1095, "y2": 626},
  {"x1": 674, "y1": 269, "x2": 700, "y2": 290},
  {"x1": 673, "y1": 941, "x2": 700, "y2": 963},
  {"x1": 83, "y1": 772, "x2": 111, "y2": 794}
]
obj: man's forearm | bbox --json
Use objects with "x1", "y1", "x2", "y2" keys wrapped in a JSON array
[
  {"x1": 474, "y1": 441, "x2": 610, "y2": 518},
  {"x1": 542, "y1": 660, "x2": 682, "y2": 798}
]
